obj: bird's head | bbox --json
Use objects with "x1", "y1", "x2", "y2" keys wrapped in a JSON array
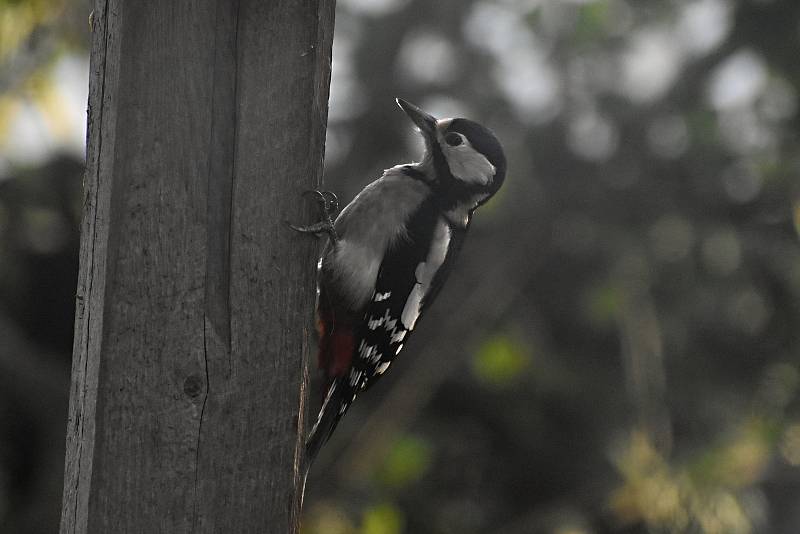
[{"x1": 396, "y1": 97, "x2": 506, "y2": 206}]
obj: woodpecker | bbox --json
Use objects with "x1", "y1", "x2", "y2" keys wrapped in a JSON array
[{"x1": 292, "y1": 98, "x2": 506, "y2": 474}]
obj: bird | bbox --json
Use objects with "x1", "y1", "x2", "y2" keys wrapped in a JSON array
[{"x1": 290, "y1": 98, "x2": 506, "y2": 475}]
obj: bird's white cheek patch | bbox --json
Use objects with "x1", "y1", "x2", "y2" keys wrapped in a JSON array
[{"x1": 443, "y1": 145, "x2": 496, "y2": 185}]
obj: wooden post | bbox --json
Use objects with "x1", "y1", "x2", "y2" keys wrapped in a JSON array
[{"x1": 60, "y1": 1, "x2": 335, "y2": 532}]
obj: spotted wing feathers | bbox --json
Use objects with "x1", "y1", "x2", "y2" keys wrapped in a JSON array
[{"x1": 354, "y1": 211, "x2": 462, "y2": 393}]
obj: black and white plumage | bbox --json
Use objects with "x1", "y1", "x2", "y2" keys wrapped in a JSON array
[{"x1": 302, "y1": 98, "x2": 506, "y2": 473}]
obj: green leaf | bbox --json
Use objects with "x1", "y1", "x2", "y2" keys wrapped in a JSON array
[
  {"x1": 377, "y1": 434, "x2": 433, "y2": 488},
  {"x1": 583, "y1": 283, "x2": 621, "y2": 327},
  {"x1": 472, "y1": 334, "x2": 531, "y2": 388},
  {"x1": 361, "y1": 503, "x2": 404, "y2": 534},
  {"x1": 575, "y1": 1, "x2": 610, "y2": 43}
]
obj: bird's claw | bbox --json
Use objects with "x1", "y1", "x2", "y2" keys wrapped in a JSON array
[
  {"x1": 301, "y1": 190, "x2": 339, "y2": 220},
  {"x1": 288, "y1": 190, "x2": 339, "y2": 242}
]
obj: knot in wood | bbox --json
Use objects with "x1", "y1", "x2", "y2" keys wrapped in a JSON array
[{"x1": 183, "y1": 374, "x2": 205, "y2": 398}]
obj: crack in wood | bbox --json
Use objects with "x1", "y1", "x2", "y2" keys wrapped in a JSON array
[{"x1": 193, "y1": 0, "x2": 241, "y2": 529}]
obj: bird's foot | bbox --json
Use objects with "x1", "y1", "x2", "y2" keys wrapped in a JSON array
[{"x1": 287, "y1": 190, "x2": 340, "y2": 242}]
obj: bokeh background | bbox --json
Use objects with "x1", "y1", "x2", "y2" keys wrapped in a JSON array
[{"x1": 2, "y1": 0, "x2": 800, "y2": 533}]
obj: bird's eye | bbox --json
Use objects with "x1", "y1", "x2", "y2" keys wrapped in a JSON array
[{"x1": 444, "y1": 132, "x2": 463, "y2": 147}]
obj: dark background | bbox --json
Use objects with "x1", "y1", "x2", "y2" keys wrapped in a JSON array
[{"x1": 2, "y1": 0, "x2": 800, "y2": 532}]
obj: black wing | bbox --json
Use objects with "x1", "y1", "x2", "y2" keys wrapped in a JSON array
[{"x1": 349, "y1": 204, "x2": 468, "y2": 393}]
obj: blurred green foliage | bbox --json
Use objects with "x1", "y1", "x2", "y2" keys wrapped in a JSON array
[
  {"x1": 583, "y1": 283, "x2": 621, "y2": 328},
  {"x1": 472, "y1": 334, "x2": 532, "y2": 388},
  {"x1": 362, "y1": 503, "x2": 405, "y2": 534},
  {"x1": 574, "y1": 2, "x2": 610, "y2": 44},
  {"x1": 0, "y1": 0, "x2": 89, "y2": 161},
  {"x1": 377, "y1": 435, "x2": 434, "y2": 488}
]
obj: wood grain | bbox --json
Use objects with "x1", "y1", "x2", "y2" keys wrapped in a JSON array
[{"x1": 60, "y1": 1, "x2": 335, "y2": 532}]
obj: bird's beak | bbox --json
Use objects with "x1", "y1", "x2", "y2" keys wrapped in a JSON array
[{"x1": 396, "y1": 98, "x2": 437, "y2": 135}]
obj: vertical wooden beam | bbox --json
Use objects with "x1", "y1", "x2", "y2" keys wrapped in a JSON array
[{"x1": 60, "y1": 1, "x2": 335, "y2": 532}]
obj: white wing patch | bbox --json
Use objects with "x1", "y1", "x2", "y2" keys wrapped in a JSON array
[
  {"x1": 400, "y1": 284, "x2": 425, "y2": 331},
  {"x1": 400, "y1": 218, "x2": 451, "y2": 330}
]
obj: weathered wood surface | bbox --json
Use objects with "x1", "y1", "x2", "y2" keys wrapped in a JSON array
[{"x1": 60, "y1": 1, "x2": 335, "y2": 532}]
